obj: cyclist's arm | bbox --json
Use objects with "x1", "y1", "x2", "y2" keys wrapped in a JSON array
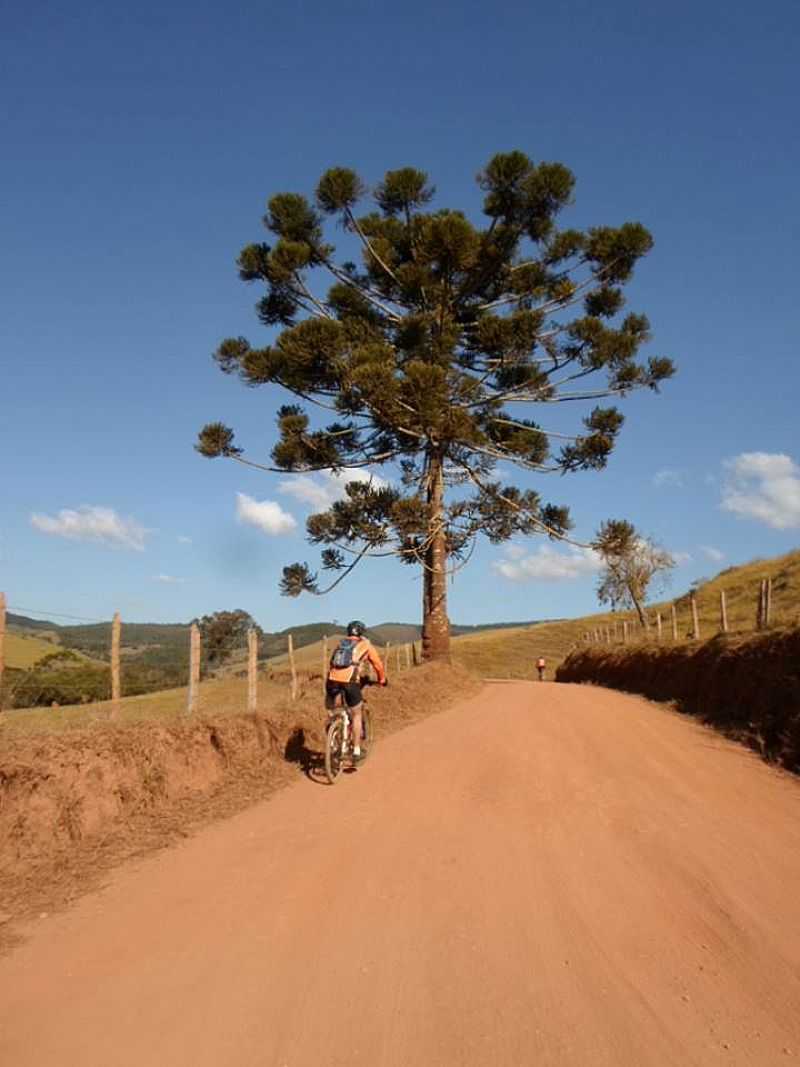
[{"x1": 366, "y1": 643, "x2": 386, "y2": 684}]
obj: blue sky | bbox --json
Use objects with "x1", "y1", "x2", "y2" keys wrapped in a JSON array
[{"x1": 2, "y1": 0, "x2": 799, "y2": 629}]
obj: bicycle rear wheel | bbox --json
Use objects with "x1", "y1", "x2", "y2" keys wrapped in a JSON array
[{"x1": 324, "y1": 718, "x2": 346, "y2": 784}]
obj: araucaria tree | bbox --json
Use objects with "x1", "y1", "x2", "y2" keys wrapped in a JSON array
[
  {"x1": 192, "y1": 610, "x2": 262, "y2": 669},
  {"x1": 595, "y1": 519, "x2": 675, "y2": 627},
  {"x1": 197, "y1": 152, "x2": 674, "y2": 660}
]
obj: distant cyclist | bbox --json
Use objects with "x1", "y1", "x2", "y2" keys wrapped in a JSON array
[{"x1": 326, "y1": 621, "x2": 386, "y2": 762}]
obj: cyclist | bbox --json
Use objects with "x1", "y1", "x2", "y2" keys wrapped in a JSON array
[
  {"x1": 326, "y1": 620, "x2": 386, "y2": 763},
  {"x1": 536, "y1": 656, "x2": 546, "y2": 681}
]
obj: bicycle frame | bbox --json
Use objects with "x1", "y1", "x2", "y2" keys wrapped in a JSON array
[
  {"x1": 327, "y1": 701, "x2": 352, "y2": 755},
  {"x1": 327, "y1": 690, "x2": 370, "y2": 751}
]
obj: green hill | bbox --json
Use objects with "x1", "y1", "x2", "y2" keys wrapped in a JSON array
[{"x1": 3, "y1": 632, "x2": 60, "y2": 670}]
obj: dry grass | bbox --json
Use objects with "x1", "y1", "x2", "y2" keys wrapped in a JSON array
[
  {"x1": 451, "y1": 549, "x2": 800, "y2": 679},
  {"x1": 0, "y1": 645, "x2": 422, "y2": 738},
  {"x1": 0, "y1": 670, "x2": 287, "y2": 737},
  {"x1": 664, "y1": 550, "x2": 800, "y2": 635},
  {"x1": 3, "y1": 632, "x2": 60, "y2": 669},
  {"x1": 452, "y1": 618, "x2": 603, "y2": 679}
]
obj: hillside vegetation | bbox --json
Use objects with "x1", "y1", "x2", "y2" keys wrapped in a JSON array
[
  {"x1": 452, "y1": 549, "x2": 800, "y2": 678},
  {"x1": 4, "y1": 549, "x2": 797, "y2": 706},
  {"x1": 3, "y1": 632, "x2": 61, "y2": 670}
]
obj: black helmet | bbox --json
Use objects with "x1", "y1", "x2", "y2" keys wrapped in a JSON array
[{"x1": 346, "y1": 620, "x2": 366, "y2": 637}]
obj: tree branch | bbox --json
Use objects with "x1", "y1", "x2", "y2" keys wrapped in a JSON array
[
  {"x1": 345, "y1": 207, "x2": 403, "y2": 290},
  {"x1": 455, "y1": 459, "x2": 593, "y2": 548}
]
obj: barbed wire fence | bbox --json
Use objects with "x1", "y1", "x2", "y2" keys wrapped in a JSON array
[
  {"x1": 0, "y1": 593, "x2": 421, "y2": 717},
  {"x1": 578, "y1": 578, "x2": 786, "y2": 648}
]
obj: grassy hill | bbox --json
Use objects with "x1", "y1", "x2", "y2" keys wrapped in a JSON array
[
  {"x1": 6, "y1": 548, "x2": 797, "y2": 697},
  {"x1": 451, "y1": 548, "x2": 800, "y2": 679},
  {"x1": 6, "y1": 612, "x2": 543, "y2": 671},
  {"x1": 670, "y1": 550, "x2": 800, "y2": 635},
  {"x1": 3, "y1": 632, "x2": 62, "y2": 670}
]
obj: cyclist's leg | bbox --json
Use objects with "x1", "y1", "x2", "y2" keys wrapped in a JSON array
[
  {"x1": 344, "y1": 682, "x2": 364, "y2": 758},
  {"x1": 325, "y1": 679, "x2": 340, "y2": 712}
]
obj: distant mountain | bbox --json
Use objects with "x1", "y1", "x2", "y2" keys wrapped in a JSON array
[{"x1": 7, "y1": 612, "x2": 546, "y2": 663}]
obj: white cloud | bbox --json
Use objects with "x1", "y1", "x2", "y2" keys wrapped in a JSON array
[
  {"x1": 278, "y1": 468, "x2": 388, "y2": 511},
  {"x1": 492, "y1": 544, "x2": 603, "y2": 582},
  {"x1": 700, "y1": 545, "x2": 725, "y2": 562},
  {"x1": 504, "y1": 542, "x2": 528, "y2": 561},
  {"x1": 30, "y1": 505, "x2": 149, "y2": 551},
  {"x1": 671, "y1": 551, "x2": 693, "y2": 565},
  {"x1": 653, "y1": 469, "x2": 684, "y2": 489},
  {"x1": 721, "y1": 452, "x2": 800, "y2": 529},
  {"x1": 235, "y1": 492, "x2": 297, "y2": 535},
  {"x1": 154, "y1": 574, "x2": 185, "y2": 584},
  {"x1": 177, "y1": 535, "x2": 192, "y2": 545}
]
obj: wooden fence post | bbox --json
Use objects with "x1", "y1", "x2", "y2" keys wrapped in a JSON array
[
  {"x1": 287, "y1": 633, "x2": 298, "y2": 701},
  {"x1": 690, "y1": 592, "x2": 700, "y2": 640},
  {"x1": 671, "y1": 603, "x2": 678, "y2": 641},
  {"x1": 622, "y1": 621, "x2": 629, "y2": 643},
  {"x1": 405, "y1": 643, "x2": 412, "y2": 669},
  {"x1": 656, "y1": 613, "x2": 662, "y2": 641},
  {"x1": 412, "y1": 641, "x2": 419, "y2": 666},
  {"x1": 0, "y1": 591, "x2": 5, "y2": 712},
  {"x1": 111, "y1": 611, "x2": 121, "y2": 720},
  {"x1": 765, "y1": 577, "x2": 772, "y2": 626},
  {"x1": 188, "y1": 623, "x2": 200, "y2": 714},
  {"x1": 248, "y1": 628, "x2": 258, "y2": 713},
  {"x1": 720, "y1": 590, "x2": 728, "y2": 633},
  {"x1": 321, "y1": 636, "x2": 328, "y2": 696}
]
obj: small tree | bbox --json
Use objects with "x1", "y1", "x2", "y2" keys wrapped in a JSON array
[
  {"x1": 192, "y1": 610, "x2": 261, "y2": 669},
  {"x1": 197, "y1": 152, "x2": 674, "y2": 660},
  {"x1": 595, "y1": 519, "x2": 674, "y2": 628}
]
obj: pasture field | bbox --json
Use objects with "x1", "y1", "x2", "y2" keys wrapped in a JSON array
[{"x1": 3, "y1": 632, "x2": 60, "y2": 669}]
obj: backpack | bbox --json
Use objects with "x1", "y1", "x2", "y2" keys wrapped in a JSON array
[{"x1": 330, "y1": 638, "x2": 362, "y2": 672}]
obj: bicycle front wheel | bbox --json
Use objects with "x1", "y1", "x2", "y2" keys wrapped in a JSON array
[{"x1": 324, "y1": 718, "x2": 346, "y2": 784}]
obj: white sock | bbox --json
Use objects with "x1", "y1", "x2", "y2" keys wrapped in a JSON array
[{"x1": 353, "y1": 745, "x2": 361, "y2": 756}]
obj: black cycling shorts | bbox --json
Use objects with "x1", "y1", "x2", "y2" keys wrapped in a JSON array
[{"x1": 326, "y1": 680, "x2": 363, "y2": 709}]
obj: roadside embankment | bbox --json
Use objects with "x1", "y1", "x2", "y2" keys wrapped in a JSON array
[
  {"x1": 556, "y1": 627, "x2": 800, "y2": 772},
  {"x1": 0, "y1": 663, "x2": 480, "y2": 936}
]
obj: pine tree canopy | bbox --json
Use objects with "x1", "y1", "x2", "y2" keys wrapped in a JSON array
[{"x1": 197, "y1": 151, "x2": 674, "y2": 656}]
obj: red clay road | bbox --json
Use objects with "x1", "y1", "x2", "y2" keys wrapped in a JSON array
[{"x1": 2, "y1": 682, "x2": 800, "y2": 1066}]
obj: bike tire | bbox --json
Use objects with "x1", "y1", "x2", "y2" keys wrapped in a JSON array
[{"x1": 324, "y1": 718, "x2": 345, "y2": 784}]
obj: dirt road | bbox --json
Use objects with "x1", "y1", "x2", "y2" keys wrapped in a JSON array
[{"x1": 2, "y1": 682, "x2": 800, "y2": 1065}]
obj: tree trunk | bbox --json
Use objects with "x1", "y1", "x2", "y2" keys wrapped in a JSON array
[
  {"x1": 422, "y1": 452, "x2": 450, "y2": 661},
  {"x1": 630, "y1": 589, "x2": 648, "y2": 629}
]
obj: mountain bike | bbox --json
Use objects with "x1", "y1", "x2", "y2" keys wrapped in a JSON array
[{"x1": 324, "y1": 684, "x2": 374, "y2": 785}]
